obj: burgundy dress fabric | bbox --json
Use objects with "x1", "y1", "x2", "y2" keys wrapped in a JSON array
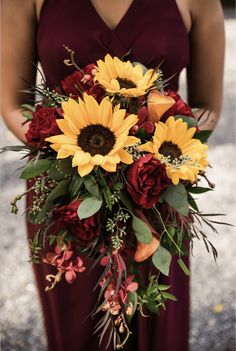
[{"x1": 29, "y1": 0, "x2": 190, "y2": 350}]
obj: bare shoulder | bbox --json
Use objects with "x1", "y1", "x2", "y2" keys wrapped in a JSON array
[
  {"x1": 2, "y1": 0, "x2": 35, "y2": 17},
  {"x1": 187, "y1": 0, "x2": 224, "y2": 21}
]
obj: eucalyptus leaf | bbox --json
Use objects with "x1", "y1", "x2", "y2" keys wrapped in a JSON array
[
  {"x1": 132, "y1": 215, "x2": 152, "y2": 244},
  {"x1": 20, "y1": 159, "x2": 52, "y2": 179},
  {"x1": 152, "y1": 246, "x2": 172, "y2": 276},
  {"x1": 162, "y1": 183, "x2": 189, "y2": 216},
  {"x1": 83, "y1": 175, "x2": 100, "y2": 198},
  {"x1": 77, "y1": 196, "x2": 102, "y2": 220}
]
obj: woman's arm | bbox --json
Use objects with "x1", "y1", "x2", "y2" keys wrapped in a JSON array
[
  {"x1": 1, "y1": 0, "x2": 38, "y2": 142},
  {"x1": 187, "y1": 0, "x2": 225, "y2": 130}
]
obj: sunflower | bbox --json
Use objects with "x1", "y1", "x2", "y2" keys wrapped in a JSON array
[
  {"x1": 46, "y1": 94, "x2": 140, "y2": 176},
  {"x1": 139, "y1": 116, "x2": 208, "y2": 185},
  {"x1": 95, "y1": 54, "x2": 158, "y2": 97}
]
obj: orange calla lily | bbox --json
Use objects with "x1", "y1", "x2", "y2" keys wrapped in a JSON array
[
  {"x1": 134, "y1": 236, "x2": 160, "y2": 263},
  {"x1": 147, "y1": 90, "x2": 175, "y2": 123}
]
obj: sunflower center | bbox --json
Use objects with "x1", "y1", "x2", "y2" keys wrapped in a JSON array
[
  {"x1": 159, "y1": 141, "x2": 182, "y2": 162},
  {"x1": 117, "y1": 78, "x2": 136, "y2": 89},
  {"x1": 77, "y1": 124, "x2": 116, "y2": 156}
]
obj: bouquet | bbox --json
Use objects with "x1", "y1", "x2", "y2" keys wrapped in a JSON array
[{"x1": 2, "y1": 47, "x2": 228, "y2": 349}]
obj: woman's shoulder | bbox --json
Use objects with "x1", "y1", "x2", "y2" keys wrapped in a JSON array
[{"x1": 187, "y1": 0, "x2": 224, "y2": 21}]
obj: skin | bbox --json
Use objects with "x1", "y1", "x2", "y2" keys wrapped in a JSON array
[{"x1": 1, "y1": 0, "x2": 225, "y2": 142}]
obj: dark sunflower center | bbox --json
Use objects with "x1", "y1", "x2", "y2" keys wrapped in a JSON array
[
  {"x1": 159, "y1": 141, "x2": 182, "y2": 162},
  {"x1": 117, "y1": 78, "x2": 136, "y2": 89},
  {"x1": 77, "y1": 124, "x2": 116, "y2": 156}
]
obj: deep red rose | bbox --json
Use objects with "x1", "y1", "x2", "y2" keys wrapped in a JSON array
[
  {"x1": 126, "y1": 154, "x2": 171, "y2": 209},
  {"x1": 25, "y1": 105, "x2": 61, "y2": 148},
  {"x1": 61, "y1": 64, "x2": 97, "y2": 98},
  {"x1": 87, "y1": 84, "x2": 105, "y2": 102},
  {"x1": 161, "y1": 90, "x2": 194, "y2": 122},
  {"x1": 53, "y1": 200, "x2": 101, "y2": 244},
  {"x1": 61, "y1": 71, "x2": 84, "y2": 98}
]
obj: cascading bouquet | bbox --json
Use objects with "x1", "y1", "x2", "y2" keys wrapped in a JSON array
[{"x1": 2, "y1": 48, "x2": 227, "y2": 349}]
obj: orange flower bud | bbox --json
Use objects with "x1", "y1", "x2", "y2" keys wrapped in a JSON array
[
  {"x1": 147, "y1": 90, "x2": 175, "y2": 123},
  {"x1": 133, "y1": 236, "x2": 160, "y2": 262}
]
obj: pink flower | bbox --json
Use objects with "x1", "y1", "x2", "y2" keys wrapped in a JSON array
[
  {"x1": 43, "y1": 242, "x2": 86, "y2": 286},
  {"x1": 65, "y1": 257, "x2": 86, "y2": 284}
]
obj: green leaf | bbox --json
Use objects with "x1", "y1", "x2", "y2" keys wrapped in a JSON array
[
  {"x1": 49, "y1": 235, "x2": 57, "y2": 246},
  {"x1": 21, "y1": 103, "x2": 35, "y2": 112},
  {"x1": 162, "y1": 183, "x2": 189, "y2": 216},
  {"x1": 132, "y1": 215, "x2": 152, "y2": 244},
  {"x1": 188, "y1": 186, "x2": 212, "y2": 194},
  {"x1": 56, "y1": 158, "x2": 74, "y2": 176},
  {"x1": 20, "y1": 159, "x2": 52, "y2": 179},
  {"x1": 152, "y1": 246, "x2": 172, "y2": 276},
  {"x1": 47, "y1": 179, "x2": 70, "y2": 202},
  {"x1": 158, "y1": 285, "x2": 171, "y2": 291},
  {"x1": 77, "y1": 196, "x2": 103, "y2": 219},
  {"x1": 194, "y1": 130, "x2": 212, "y2": 143},
  {"x1": 174, "y1": 115, "x2": 198, "y2": 128},
  {"x1": 22, "y1": 110, "x2": 33, "y2": 120},
  {"x1": 83, "y1": 174, "x2": 100, "y2": 198},
  {"x1": 120, "y1": 190, "x2": 133, "y2": 212},
  {"x1": 162, "y1": 292, "x2": 177, "y2": 301},
  {"x1": 68, "y1": 173, "x2": 83, "y2": 198},
  {"x1": 177, "y1": 258, "x2": 190, "y2": 276},
  {"x1": 35, "y1": 201, "x2": 53, "y2": 224},
  {"x1": 96, "y1": 168, "x2": 107, "y2": 187},
  {"x1": 102, "y1": 187, "x2": 112, "y2": 210},
  {"x1": 146, "y1": 300, "x2": 160, "y2": 313},
  {"x1": 188, "y1": 193, "x2": 199, "y2": 211}
]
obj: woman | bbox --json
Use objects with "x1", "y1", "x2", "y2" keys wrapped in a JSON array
[{"x1": 1, "y1": 0, "x2": 225, "y2": 350}]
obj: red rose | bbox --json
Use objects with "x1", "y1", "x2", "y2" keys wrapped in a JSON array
[
  {"x1": 161, "y1": 90, "x2": 194, "y2": 122},
  {"x1": 25, "y1": 105, "x2": 61, "y2": 148},
  {"x1": 61, "y1": 71, "x2": 84, "y2": 98},
  {"x1": 87, "y1": 84, "x2": 105, "y2": 102},
  {"x1": 61, "y1": 64, "x2": 98, "y2": 98},
  {"x1": 53, "y1": 200, "x2": 101, "y2": 244},
  {"x1": 126, "y1": 154, "x2": 171, "y2": 209}
]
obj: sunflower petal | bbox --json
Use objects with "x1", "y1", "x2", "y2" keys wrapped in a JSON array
[
  {"x1": 117, "y1": 148, "x2": 133, "y2": 164},
  {"x1": 101, "y1": 161, "x2": 117, "y2": 172},
  {"x1": 77, "y1": 163, "x2": 94, "y2": 177}
]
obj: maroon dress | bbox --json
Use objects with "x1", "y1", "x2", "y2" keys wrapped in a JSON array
[{"x1": 29, "y1": 0, "x2": 190, "y2": 350}]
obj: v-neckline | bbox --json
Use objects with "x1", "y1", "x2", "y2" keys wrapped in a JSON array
[{"x1": 87, "y1": 0, "x2": 137, "y2": 32}]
